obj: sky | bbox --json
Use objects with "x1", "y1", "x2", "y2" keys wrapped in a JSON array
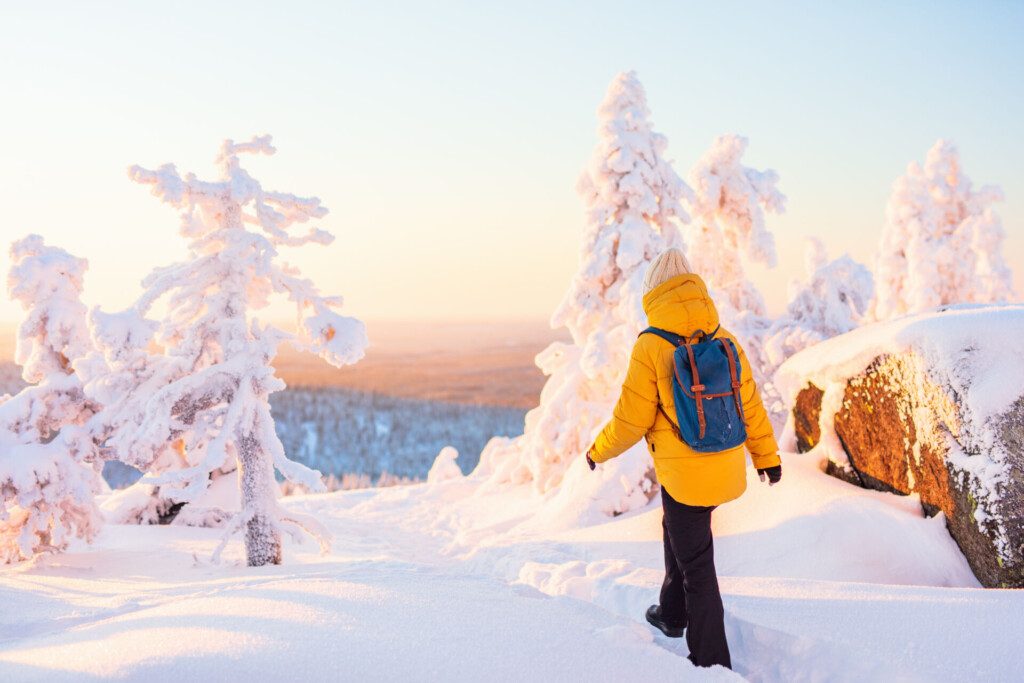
[{"x1": 1, "y1": 0, "x2": 1022, "y2": 326}]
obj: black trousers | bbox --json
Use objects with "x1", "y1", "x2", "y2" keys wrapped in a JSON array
[{"x1": 659, "y1": 487, "x2": 731, "y2": 669}]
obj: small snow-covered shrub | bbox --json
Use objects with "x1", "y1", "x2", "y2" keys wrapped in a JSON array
[
  {"x1": 427, "y1": 447, "x2": 462, "y2": 484},
  {"x1": 1, "y1": 236, "x2": 102, "y2": 562},
  {"x1": 279, "y1": 471, "x2": 421, "y2": 496}
]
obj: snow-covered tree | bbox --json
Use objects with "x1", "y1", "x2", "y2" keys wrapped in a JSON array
[
  {"x1": 676, "y1": 133, "x2": 787, "y2": 415},
  {"x1": 1, "y1": 236, "x2": 102, "y2": 562},
  {"x1": 874, "y1": 140, "x2": 1013, "y2": 320},
  {"x1": 477, "y1": 72, "x2": 689, "y2": 519},
  {"x1": 93, "y1": 136, "x2": 368, "y2": 566},
  {"x1": 777, "y1": 238, "x2": 873, "y2": 343},
  {"x1": 761, "y1": 238, "x2": 874, "y2": 417},
  {"x1": 552, "y1": 71, "x2": 692, "y2": 357},
  {"x1": 685, "y1": 134, "x2": 785, "y2": 318}
]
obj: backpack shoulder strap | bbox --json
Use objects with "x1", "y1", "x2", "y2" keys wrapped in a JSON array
[
  {"x1": 639, "y1": 326, "x2": 686, "y2": 347},
  {"x1": 685, "y1": 324, "x2": 722, "y2": 345},
  {"x1": 719, "y1": 338, "x2": 745, "y2": 419},
  {"x1": 639, "y1": 326, "x2": 684, "y2": 437}
]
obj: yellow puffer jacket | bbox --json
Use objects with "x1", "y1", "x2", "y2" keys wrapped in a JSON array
[{"x1": 589, "y1": 274, "x2": 780, "y2": 507}]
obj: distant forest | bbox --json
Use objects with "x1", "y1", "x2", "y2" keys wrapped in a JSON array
[
  {"x1": 2, "y1": 362, "x2": 526, "y2": 485},
  {"x1": 271, "y1": 386, "x2": 526, "y2": 480}
]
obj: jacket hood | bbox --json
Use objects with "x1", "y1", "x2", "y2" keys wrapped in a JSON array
[{"x1": 642, "y1": 273, "x2": 720, "y2": 338}]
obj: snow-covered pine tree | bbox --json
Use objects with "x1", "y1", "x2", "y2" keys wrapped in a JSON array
[
  {"x1": 107, "y1": 136, "x2": 367, "y2": 566},
  {"x1": 0, "y1": 236, "x2": 102, "y2": 562},
  {"x1": 874, "y1": 140, "x2": 1013, "y2": 320},
  {"x1": 681, "y1": 134, "x2": 786, "y2": 422},
  {"x1": 477, "y1": 72, "x2": 690, "y2": 519},
  {"x1": 685, "y1": 134, "x2": 785, "y2": 319},
  {"x1": 762, "y1": 238, "x2": 874, "y2": 415},
  {"x1": 783, "y1": 238, "x2": 874, "y2": 341}
]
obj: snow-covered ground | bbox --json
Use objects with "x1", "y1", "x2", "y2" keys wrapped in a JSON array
[{"x1": 2, "y1": 450, "x2": 1016, "y2": 682}]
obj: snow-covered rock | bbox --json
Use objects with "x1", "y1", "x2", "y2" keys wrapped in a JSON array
[{"x1": 778, "y1": 305, "x2": 1024, "y2": 587}]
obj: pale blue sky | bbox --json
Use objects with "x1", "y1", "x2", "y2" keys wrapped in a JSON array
[{"x1": 1, "y1": 1, "x2": 1021, "y2": 323}]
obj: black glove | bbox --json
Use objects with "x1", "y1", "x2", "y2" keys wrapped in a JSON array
[
  {"x1": 586, "y1": 450, "x2": 597, "y2": 471},
  {"x1": 757, "y1": 465, "x2": 782, "y2": 485}
]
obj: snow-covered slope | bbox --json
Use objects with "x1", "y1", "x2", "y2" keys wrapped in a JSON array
[{"x1": 2, "y1": 452, "x2": 1014, "y2": 682}]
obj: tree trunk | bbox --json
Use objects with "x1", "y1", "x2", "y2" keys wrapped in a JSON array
[{"x1": 238, "y1": 432, "x2": 281, "y2": 566}]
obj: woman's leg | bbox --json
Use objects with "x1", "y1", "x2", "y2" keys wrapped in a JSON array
[
  {"x1": 659, "y1": 496, "x2": 688, "y2": 626},
  {"x1": 662, "y1": 488, "x2": 731, "y2": 669}
]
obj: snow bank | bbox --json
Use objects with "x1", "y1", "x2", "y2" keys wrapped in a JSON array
[
  {"x1": 778, "y1": 304, "x2": 1024, "y2": 421},
  {"x1": 0, "y1": 521, "x2": 734, "y2": 682}
]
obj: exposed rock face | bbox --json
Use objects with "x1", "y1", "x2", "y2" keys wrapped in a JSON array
[
  {"x1": 793, "y1": 383, "x2": 823, "y2": 453},
  {"x1": 793, "y1": 353, "x2": 1024, "y2": 588}
]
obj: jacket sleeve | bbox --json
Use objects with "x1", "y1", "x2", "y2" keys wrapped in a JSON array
[
  {"x1": 590, "y1": 340, "x2": 658, "y2": 463},
  {"x1": 735, "y1": 342, "x2": 781, "y2": 470}
]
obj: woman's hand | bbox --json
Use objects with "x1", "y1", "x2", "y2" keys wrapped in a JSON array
[
  {"x1": 757, "y1": 465, "x2": 782, "y2": 485},
  {"x1": 585, "y1": 448, "x2": 597, "y2": 471}
]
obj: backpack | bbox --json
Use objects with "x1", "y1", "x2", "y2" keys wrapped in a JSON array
[{"x1": 639, "y1": 326, "x2": 747, "y2": 453}]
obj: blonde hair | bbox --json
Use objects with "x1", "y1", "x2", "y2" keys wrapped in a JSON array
[{"x1": 643, "y1": 248, "x2": 692, "y2": 294}]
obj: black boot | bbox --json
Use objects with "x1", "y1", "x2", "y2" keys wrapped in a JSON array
[{"x1": 645, "y1": 605, "x2": 686, "y2": 638}]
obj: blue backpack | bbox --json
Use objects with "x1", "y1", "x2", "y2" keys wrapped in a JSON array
[{"x1": 640, "y1": 326, "x2": 747, "y2": 453}]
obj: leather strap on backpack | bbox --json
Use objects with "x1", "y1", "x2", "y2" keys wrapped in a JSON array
[
  {"x1": 683, "y1": 344, "x2": 707, "y2": 439},
  {"x1": 639, "y1": 327, "x2": 685, "y2": 346},
  {"x1": 719, "y1": 339, "x2": 744, "y2": 419}
]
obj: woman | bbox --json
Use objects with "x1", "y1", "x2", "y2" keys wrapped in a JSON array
[{"x1": 586, "y1": 248, "x2": 782, "y2": 670}]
